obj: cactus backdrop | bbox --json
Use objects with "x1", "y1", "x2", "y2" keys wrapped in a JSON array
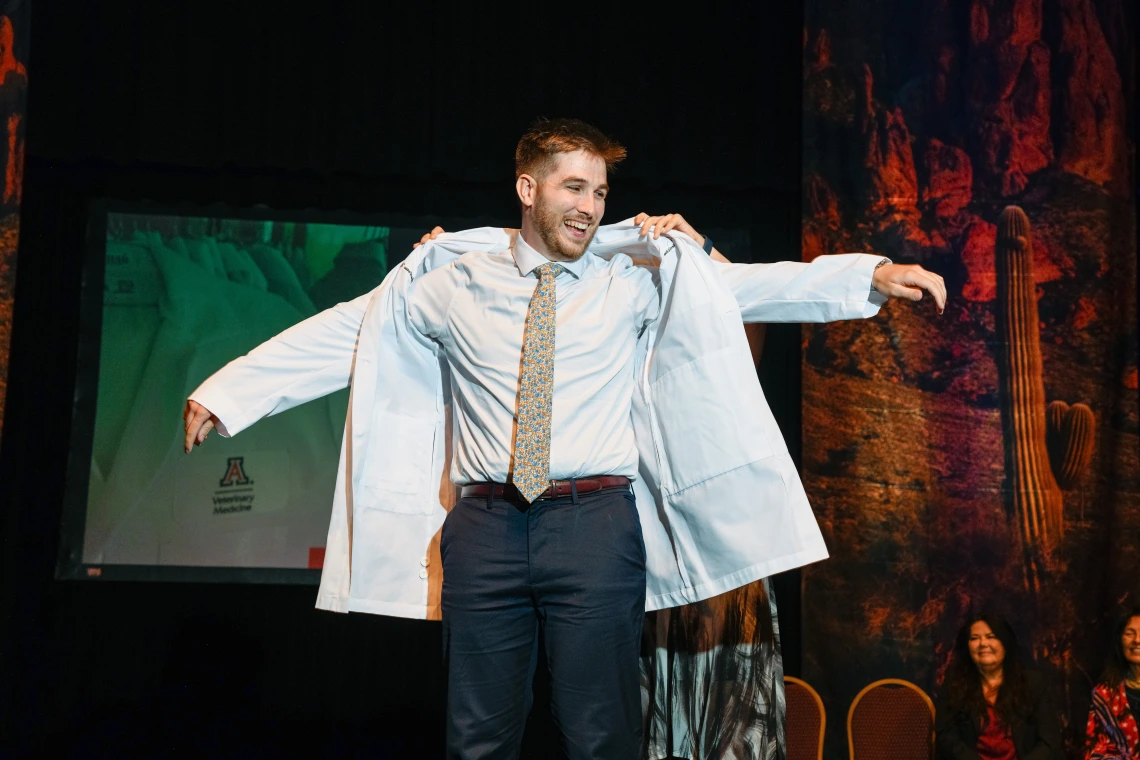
[{"x1": 800, "y1": 1, "x2": 1137, "y2": 758}]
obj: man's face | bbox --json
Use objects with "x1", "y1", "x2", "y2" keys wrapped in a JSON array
[{"x1": 531, "y1": 149, "x2": 608, "y2": 261}]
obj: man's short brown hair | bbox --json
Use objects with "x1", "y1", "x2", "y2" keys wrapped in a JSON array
[{"x1": 515, "y1": 118, "x2": 627, "y2": 180}]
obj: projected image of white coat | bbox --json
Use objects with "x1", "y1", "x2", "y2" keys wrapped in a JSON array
[{"x1": 84, "y1": 213, "x2": 399, "y2": 569}]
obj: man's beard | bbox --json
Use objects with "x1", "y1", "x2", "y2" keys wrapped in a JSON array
[{"x1": 534, "y1": 191, "x2": 596, "y2": 261}]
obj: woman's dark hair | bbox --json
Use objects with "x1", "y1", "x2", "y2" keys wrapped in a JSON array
[
  {"x1": 1099, "y1": 606, "x2": 1140, "y2": 688},
  {"x1": 945, "y1": 612, "x2": 1032, "y2": 731}
]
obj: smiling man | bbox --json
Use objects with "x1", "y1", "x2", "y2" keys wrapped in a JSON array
[{"x1": 184, "y1": 118, "x2": 946, "y2": 760}]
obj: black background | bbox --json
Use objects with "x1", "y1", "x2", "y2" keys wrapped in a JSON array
[{"x1": 0, "y1": 1, "x2": 806, "y2": 756}]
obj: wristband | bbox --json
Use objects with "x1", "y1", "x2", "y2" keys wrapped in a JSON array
[
  {"x1": 872, "y1": 257, "x2": 891, "y2": 293},
  {"x1": 702, "y1": 236, "x2": 714, "y2": 255}
]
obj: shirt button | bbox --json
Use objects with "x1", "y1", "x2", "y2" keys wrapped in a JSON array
[
  {"x1": 420, "y1": 556, "x2": 430, "y2": 567},
  {"x1": 418, "y1": 569, "x2": 429, "y2": 580}
]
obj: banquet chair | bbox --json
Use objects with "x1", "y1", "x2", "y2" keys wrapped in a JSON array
[
  {"x1": 846, "y1": 678, "x2": 934, "y2": 760},
  {"x1": 784, "y1": 675, "x2": 826, "y2": 760}
]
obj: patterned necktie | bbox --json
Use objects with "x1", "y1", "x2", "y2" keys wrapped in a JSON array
[{"x1": 512, "y1": 262, "x2": 565, "y2": 502}]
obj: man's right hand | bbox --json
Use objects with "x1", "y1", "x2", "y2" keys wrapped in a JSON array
[{"x1": 184, "y1": 400, "x2": 221, "y2": 454}]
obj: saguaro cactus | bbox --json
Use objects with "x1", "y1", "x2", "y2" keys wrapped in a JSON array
[
  {"x1": 1045, "y1": 400, "x2": 1095, "y2": 488},
  {"x1": 994, "y1": 206, "x2": 1094, "y2": 585},
  {"x1": 996, "y1": 206, "x2": 1064, "y2": 579}
]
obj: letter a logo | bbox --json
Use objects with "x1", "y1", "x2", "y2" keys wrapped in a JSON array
[{"x1": 218, "y1": 456, "x2": 252, "y2": 487}]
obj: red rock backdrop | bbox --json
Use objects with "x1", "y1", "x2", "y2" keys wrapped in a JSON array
[
  {"x1": 801, "y1": 0, "x2": 1137, "y2": 756},
  {"x1": 0, "y1": 1, "x2": 26, "y2": 447}
]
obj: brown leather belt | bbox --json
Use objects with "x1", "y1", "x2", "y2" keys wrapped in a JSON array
[{"x1": 461, "y1": 475, "x2": 631, "y2": 501}]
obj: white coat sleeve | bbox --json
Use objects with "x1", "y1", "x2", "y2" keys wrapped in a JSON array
[
  {"x1": 714, "y1": 253, "x2": 888, "y2": 323},
  {"x1": 188, "y1": 288, "x2": 375, "y2": 438}
]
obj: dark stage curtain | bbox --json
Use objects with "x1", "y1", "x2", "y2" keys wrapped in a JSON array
[{"x1": 28, "y1": 1, "x2": 799, "y2": 193}]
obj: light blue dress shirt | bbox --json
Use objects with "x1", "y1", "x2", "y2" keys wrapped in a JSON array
[{"x1": 406, "y1": 234, "x2": 660, "y2": 485}]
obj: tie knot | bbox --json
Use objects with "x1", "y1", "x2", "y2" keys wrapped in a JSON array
[{"x1": 536, "y1": 262, "x2": 565, "y2": 281}]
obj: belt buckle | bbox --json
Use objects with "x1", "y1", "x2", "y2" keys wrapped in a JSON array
[{"x1": 547, "y1": 478, "x2": 557, "y2": 500}]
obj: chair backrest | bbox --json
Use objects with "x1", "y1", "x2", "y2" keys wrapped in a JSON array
[
  {"x1": 847, "y1": 678, "x2": 934, "y2": 760},
  {"x1": 785, "y1": 676, "x2": 826, "y2": 760}
]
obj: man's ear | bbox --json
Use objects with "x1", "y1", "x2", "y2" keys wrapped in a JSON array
[{"x1": 516, "y1": 173, "x2": 538, "y2": 211}]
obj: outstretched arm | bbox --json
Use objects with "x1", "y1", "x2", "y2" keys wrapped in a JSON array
[
  {"x1": 186, "y1": 225, "x2": 508, "y2": 452},
  {"x1": 633, "y1": 212, "x2": 947, "y2": 321},
  {"x1": 184, "y1": 286, "x2": 377, "y2": 452}
]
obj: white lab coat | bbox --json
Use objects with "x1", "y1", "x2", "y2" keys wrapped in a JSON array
[{"x1": 189, "y1": 219, "x2": 884, "y2": 619}]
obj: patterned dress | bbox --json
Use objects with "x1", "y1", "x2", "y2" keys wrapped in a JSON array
[
  {"x1": 642, "y1": 578, "x2": 785, "y2": 760},
  {"x1": 1085, "y1": 682, "x2": 1140, "y2": 760}
]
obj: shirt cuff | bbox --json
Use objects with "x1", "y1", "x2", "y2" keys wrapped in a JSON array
[
  {"x1": 186, "y1": 384, "x2": 248, "y2": 438},
  {"x1": 861, "y1": 256, "x2": 892, "y2": 318}
]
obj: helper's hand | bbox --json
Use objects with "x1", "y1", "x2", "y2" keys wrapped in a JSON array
[
  {"x1": 633, "y1": 212, "x2": 705, "y2": 249},
  {"x1": 872, "y1": 263, "x2": 947, "y2": 315},
  {"x1": 412, "y1": 226, "x2": 445, "y2": 248},
  {"x1": 184, "y1": 400, "x2": 221, "y2": 454}
]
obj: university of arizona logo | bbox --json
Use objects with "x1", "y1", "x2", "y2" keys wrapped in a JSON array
[
  {"x1": 218, "y1": 457, "x2": 252, "y2": 487},
  {"x1": 212, "y1": 456, "x2": 256, "y2": 515}
]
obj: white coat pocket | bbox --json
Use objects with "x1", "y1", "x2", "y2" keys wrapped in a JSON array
[
  {"x1": 650, "y1": 344, "x2": 774, "y2": 494},
  {"x1": 358, "y1": 410, "x2": 436, "y2": 514}
]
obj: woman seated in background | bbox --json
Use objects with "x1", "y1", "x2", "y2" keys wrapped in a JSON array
[
  {"x1": 935, "y1": 612, "x2": 1061, "y2": 760},
  {"x1": 1084, "y1": 606, "x2": 1140, "y2": 759}
]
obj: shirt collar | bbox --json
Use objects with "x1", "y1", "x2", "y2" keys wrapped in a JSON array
[{"x1": 512, "y1": 234, "x2": 589, "y2": 279}]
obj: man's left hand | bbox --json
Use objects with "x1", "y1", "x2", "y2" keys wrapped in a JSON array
[{"x1": 872, "y1": 263, "x2": 947, "y2": 314}]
